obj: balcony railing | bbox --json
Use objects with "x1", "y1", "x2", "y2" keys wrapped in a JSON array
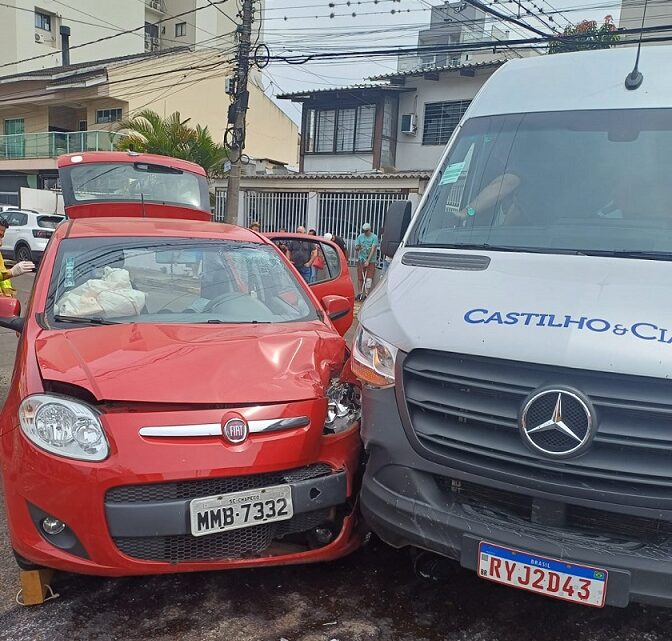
[{"x1": 0, "y1": 131, "x2": 126, "y2": 160}]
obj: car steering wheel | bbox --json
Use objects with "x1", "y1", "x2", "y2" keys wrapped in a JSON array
[{"x1": 203, "y1": 292, "x2": 243, "y2": 313}]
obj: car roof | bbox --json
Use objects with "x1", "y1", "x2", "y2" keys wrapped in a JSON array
[
  {"x1": 56, "y1": 217, "x2": 267, "y2": 243},
  {"x1": 466, "y1": 45, "x2": 672, "y2": 119}
]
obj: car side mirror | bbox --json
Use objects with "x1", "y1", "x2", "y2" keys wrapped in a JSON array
[
  {"x1": 321, "y1": 295, "x2": 350, "y2": 322},
  {"x1": 381, "y1": 200, "x2": 412, "y2": 259},
  {"x1": 0, "y1": 297, "x2": 23, "y2": 332}
]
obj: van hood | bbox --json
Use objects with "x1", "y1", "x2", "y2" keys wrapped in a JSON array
[
  {"x1": 35, "y1": 323, "x2": 344, "y2": 404},
  {"x1": 360, "y1": 249, "x2": 672, "y2": 379}
]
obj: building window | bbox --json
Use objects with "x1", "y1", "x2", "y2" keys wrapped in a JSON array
[
  {"x1": 95, "y1": 108, "x2": 123, "y2": 124},
  {"x1": 78, "y1": 120, "x2": 88, "y2": 131},
  {"x1": 305, "y1": 104, "x2": 376, "y2": 154},
  {"x1": 422, "y1": 100, "x2": 471, "y2": 146},
  {"x1": 175, "y1": 22, "x2": 187, "y2": 37},
  {"x1": 35, "y1": 11, "x2": 51, "y2": 31}
]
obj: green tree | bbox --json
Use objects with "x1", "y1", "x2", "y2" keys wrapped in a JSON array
[
  {"x1": 549, "y1": 15, "x2": 619, "y2": 54},
  {"x1": 116, "y1": 110, "x2": 228, "y2": 178}
]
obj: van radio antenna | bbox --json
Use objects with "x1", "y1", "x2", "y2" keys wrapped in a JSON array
[{"x1": 625, "y1": 0, "x2": 649, "y2": 91}]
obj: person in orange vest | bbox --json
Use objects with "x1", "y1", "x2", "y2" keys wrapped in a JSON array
[{"x1": 0, "y1": 216, "x2": 34, "y2": 296}]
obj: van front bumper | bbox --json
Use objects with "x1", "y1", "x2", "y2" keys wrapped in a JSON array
[{"x1": 361, "y1": 386, "x2": 672, "y2": 608}]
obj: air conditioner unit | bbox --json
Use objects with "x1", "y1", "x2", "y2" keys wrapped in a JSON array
[
  {"x1": 35, "y1": 32, "x2": 47, "y2": 44},
  {"x1": 400, "y1": 113, "x2": 417, "y2": 135}
]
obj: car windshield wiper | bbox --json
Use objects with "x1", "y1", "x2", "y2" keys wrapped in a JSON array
[
  {"x1": 53, "y1": 315, "x2": 120, "y2": 326},
  {"x1": 579, "y1": 250, "x2": 672, "y2": 261}
]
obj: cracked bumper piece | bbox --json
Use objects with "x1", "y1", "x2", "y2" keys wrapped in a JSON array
[{"x1": 360, "y1": 386, "x2": 672, "y2": 608}]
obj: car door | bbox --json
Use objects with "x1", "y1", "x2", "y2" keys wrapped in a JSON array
[{"x1": 269, "y1": 235, "x2": 355, "y2": 336}]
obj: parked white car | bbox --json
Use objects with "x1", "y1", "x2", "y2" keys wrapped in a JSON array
[{"x1": 0, "y1": 209, "x2": 65, "y2": 263}]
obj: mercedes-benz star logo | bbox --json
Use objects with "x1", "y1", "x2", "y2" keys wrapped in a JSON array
[{"x1": 520, "y1": 389, "x2": 595, "y2": 459}]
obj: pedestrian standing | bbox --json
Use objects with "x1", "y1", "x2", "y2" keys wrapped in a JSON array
[
  {"x1": 286, "y1": 226, "x2": 315, "y2": 283},
  {"x1": 355, "y1": 223, "x2": 378, "y2": 301},
  {"x1": 0, "y1": 216, "x2": 34, "y2": 296}
]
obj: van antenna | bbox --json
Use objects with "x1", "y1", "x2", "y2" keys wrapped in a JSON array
[{"x1": 625, "y1": 0, "x2": 649, "y2": 91}]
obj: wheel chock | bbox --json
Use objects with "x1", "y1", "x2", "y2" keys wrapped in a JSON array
[{"x1": 17, "y1": 569, "x2": 58, "y2": 606}]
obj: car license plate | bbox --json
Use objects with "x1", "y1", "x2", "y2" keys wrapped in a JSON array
[
  {"x1": 478, "y1": 542, "x2": 607, "y2": 607},
  {"x1": 190, "y1": 484, "x2": 293, "y2": 537}
]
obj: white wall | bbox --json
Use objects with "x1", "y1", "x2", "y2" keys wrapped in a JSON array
[
  {"x1": 394, "y1": 71, "x2": 493, "y2": 172},
  {"x1": 0, "y1": 0, "x2": 146, "y2": 75},
  {"x1": 303, "y1": 154, "x2": 374, "y2": 174},
  {"x1": 21, "y1": 187, "x2": 64, "y2": 214}
]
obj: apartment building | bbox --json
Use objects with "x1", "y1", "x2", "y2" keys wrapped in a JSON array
[
  {"x1": 0, "y1": 0, "x2": 257, "y2": 75},
  {"x1": 0, "y1": 48, "x2": 298, "y2": 206}
]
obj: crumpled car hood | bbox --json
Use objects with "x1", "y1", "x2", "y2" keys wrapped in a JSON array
[{"x1": 35, "y1": 322, "x2": 344, "y2": 404}]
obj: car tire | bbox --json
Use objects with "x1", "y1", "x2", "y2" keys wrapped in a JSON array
[
  {"x1": 15, "y1": 244, "x2": 32, "y2": 263},
  {"x1": 12, "y1": 549, "x2": 43, "y2": 571}
]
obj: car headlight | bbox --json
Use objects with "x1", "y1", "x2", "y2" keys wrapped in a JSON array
[
  {"x1": 352, "y1": 326, "x2": 398, "y2": 388},
  {"x1": 19, "y1": 395, "x2": 109, "y2": 462},
  {"x1": 324, "y1": 380, "x2": 361, "y2": 435}
]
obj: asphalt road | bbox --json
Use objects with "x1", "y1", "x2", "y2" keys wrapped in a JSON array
[{"x1": 1, "y1": 275, "x2": 671, "y2": 640}]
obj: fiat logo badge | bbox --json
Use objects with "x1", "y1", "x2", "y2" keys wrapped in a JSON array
[{"x1": 222, "y1": 417, "x2": 248, "y2": 444}]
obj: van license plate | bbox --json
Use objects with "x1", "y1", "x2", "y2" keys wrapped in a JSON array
[
  {"x1": 190, "y1": 484, "x2": 293, "y2": 537},
  {"x1": 478, "y1": 542, "x2": 607, "y2": 607}
]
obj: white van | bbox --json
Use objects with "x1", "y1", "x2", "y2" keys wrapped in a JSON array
[{"x1": 354, "y1": 45, "x2": 672, "y2": 608}]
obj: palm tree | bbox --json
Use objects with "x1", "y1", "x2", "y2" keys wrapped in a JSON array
[{"x1": 116, "y1": 110, "x2": 228, "y2": 178}]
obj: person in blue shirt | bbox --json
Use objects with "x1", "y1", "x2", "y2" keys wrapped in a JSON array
[{"x1": 355, "y1": 223, "x2": 378, "y2": 301}]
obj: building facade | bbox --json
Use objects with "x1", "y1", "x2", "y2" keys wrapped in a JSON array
[
  {"x1": 0, "y1": 0, "x2": 256, "y2": 76},
  {"x1": 0, "y1": 48, "x2": 298, "y2": 206},
  {"x1": 619, "y1": 0, "x2": 671, "y2": 40}
]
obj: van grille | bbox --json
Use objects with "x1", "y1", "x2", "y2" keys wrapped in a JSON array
[{"x1": 402, "y1": 350, "x2": 672, "y2": 507}]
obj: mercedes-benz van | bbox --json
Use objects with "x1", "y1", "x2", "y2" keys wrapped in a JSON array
[{"x1": 354, "y1": 45, "x2": 672, "y2": 608}]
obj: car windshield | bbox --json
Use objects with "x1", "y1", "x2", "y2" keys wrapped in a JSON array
[
  {"x1": 62, "y1": 162, "x2": 208, "y2": 210},
  {"x1": 45, "y1": 237, "x2": 316, "y2": 325},
  {"x1": 410, "y1": 109, "x2": 672, "y2": 257},
  {"x1": 37, "y1": 216, "x2": 64, "y2": 229}
]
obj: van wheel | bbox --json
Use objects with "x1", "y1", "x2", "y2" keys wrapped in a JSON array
[
  {"x1": 15, "y1": 244, "x2": 32, "y2": 263},
  {"x1": 13, "y1": 550, "x2": 42, "y2": 571}
]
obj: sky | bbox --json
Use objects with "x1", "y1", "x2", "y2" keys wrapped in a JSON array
[{"x1": 261, "y1": 0, "x2": 625, "y2": 124}]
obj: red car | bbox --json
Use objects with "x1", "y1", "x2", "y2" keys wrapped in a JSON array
[{"x1": 0, "y1": 152, "x2": 362, "y2": 576}]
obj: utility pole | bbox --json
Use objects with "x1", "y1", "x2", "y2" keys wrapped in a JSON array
[{"x1": 224, "y1": 0, "x2": 254, "y2": 225}]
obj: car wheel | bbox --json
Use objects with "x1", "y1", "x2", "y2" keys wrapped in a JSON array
[
  {"x1": 13, "y1": 549, "x2": 43, "y2": 571},
  {"x1": 15, "y1": 244, "x2": 32, "y2": 262}
]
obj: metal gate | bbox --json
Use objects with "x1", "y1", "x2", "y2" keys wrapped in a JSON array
[
  {"x1": 244, "y1": 191, "x2": 308, "y2": 232},
  {"x1": 317, "y1": 191, "x2": 405, "y2": 264}
]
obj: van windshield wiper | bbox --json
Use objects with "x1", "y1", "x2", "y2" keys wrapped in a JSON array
[
  {"x1": 580, "y1": 249, "x2": 672, "y2": 261},
  {"x1": 54, "y1": 315, "x2": 120, "y2": 326},
  {"x1": 418, "y1": 243, "x2": 586, "y2": 255}
]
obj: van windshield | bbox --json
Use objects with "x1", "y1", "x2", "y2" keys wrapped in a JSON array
[{"x1": 410, "y1": 109, "x2": 672, "y2": 258}]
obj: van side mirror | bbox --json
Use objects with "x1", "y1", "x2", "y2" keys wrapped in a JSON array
[
  {"x1": 381, "y1": 200, "x2": 412, "y2": 259},
  {"x1": 0, "y1": 297, "x2": 23, "y2": 332}
]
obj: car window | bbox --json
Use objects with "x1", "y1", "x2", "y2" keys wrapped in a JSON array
[
  {"x1": 7, "y1": 212, "x2": 27, "y2": 226},
  {"x1": 46, "y1": 237, "x2": 317, "y2": 325},
  {"x1": 38, "y1": 216, "x2": 64, "y2": 229},
  {"x1": 313, "y1": 243, "x2": 341, "y2": 284}
]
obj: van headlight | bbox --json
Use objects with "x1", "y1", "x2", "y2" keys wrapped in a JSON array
[
  {"x1": 19, "y1": 395, "x2": 109, "y2": 461},
  {"x1": 352, "y1": 327, "x2": 398, "y2": 388}
]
